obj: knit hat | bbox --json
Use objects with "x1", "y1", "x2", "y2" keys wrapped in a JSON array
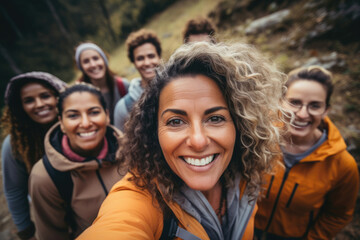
[
  {"x1": 5, "y1": 71, "x2": 67, "y2": 108},
  {"x1": 75, "y1": 43, "x2": 109, "y2": 71}
]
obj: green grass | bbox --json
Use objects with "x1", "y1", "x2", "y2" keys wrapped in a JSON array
[{"x1": 107, "y1": 0, "x2": 222, "y2": 81}]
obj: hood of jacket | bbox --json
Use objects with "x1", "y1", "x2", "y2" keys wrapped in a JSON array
[
  {"x1": 301, "y1": 116, "x2": 347, "y2": 163},
  {"x1": 44, "y1": 122, "x2": 121, "y2": 172},
  {"x1": 5, "y1": 71, "x2": 67, "y2": 106}
]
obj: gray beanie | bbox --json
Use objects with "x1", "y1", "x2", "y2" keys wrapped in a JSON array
[
  {"x1": 75, "y1": 43, "x2": 109, "y2": 71},
  {"x1": 5, "y1": 71, "x2": 67, "y2": 107}
]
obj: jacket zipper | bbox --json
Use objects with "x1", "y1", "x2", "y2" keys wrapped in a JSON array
[
  {"x1": 303, "y1": 211, "x2": 314, "y2": 238},
  {"x1": 264, "y1": 167, "x2": 290, "y2": 231}
]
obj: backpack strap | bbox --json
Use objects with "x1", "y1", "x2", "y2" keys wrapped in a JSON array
[
  {"x1": 159, "y1": 204, "x2": 202, "y2": 240},
  {"x1": 115, "y1": 76, "x2": 127, "y2": 97},
  {"x1": 42, "y1": 154, "x2": 77, "y2": 235}
]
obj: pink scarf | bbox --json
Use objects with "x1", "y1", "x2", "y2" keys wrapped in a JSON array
[{"x1": 61, "y1": 135, "x2": 108, "y2": 162}]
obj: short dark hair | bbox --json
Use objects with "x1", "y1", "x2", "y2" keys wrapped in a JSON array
[
  {"x1": 183, "y1": 17, "x2": 216, "y2": 43},
  {"x1": 126, "y1": 29, "x2": 162, "y2": 63},
  {"x1": 287, "y1": 66, "x2": 333, "y2": 106},
  {"x1": 57, "y1": 83, "x2": 107, "y2": 118}
]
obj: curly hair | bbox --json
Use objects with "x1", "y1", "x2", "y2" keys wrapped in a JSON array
[
  {"x1": 118, "y1": 42, "x2": 287, "y2": 206},
  {"x1": 183, "y1": 16, "x2": 216, "y2": 43},
  {"x1": 126, "y1": 29, "x2": 162, "y2": 63},
  {"x1": 287, "y1": 65, "x2": 333, "y2": 107},
  {"x1": 1, "y1": 80, "x2": 61, "y2": 173}
]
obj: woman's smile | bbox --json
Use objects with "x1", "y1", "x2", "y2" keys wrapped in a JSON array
[{"x1": 158, "y1": 74, "x2": 236, "y2": 192}]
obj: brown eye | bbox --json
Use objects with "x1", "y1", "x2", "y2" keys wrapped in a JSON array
[{"x1": 166, "y1": 118, "x2": 184, "y2": 127}]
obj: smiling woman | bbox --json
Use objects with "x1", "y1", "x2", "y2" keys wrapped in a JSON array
[
  {"x1": 75, "y1": 42, "x2": 129, "y2": 123},
  {"x1": 1, "y1": 72, "x2": 67, "y2": 240},
  {"x1": 78, "y1": 42, "x2": 287, "y2": 240},
  {"x1": 28, "y1": 83, "x2": 126, "y2": 239},
  {"x1": 255, "y1": 66, "x2": 359, "y2": 239}
]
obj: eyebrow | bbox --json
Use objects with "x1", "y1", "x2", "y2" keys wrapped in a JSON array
[
  {"x1": 64, "y1": 106, "x2": 101, "y2": 114},
  {"x1": 161, "y1": 106, "x2": 227, "y2": 117}
]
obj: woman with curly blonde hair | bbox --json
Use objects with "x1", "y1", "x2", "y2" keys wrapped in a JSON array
[
  {"x1": 1, "y1": 72, "x2": 67, "y2": 240},
  {"x1": 255, "y1": 66, "x2": 359, "y2": 239},
  {"x1": 79, "y1": 42, "x2": 286, "y2": 240}
]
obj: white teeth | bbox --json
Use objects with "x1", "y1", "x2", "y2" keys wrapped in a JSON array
[
  {"x1": 144, "y1": 68, "x2": 155, "y2": 73},
  {"x1": 183, "y1": 155, "x2": 215, "y2": 166},
  {"x1": 36, "y1": 109, "x2": 50, "y2": 116},
  {"x1": 78, "y1": 131, "x2": 96, "y2": 137},
  {"x1": 293, "y1": 120, "x2": 309, "y2": 127}
]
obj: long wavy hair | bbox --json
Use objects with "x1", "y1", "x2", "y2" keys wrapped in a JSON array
[
  {"x1": 1, "y1": 80, "x2": 61, "y2": 173},
  {"x1": 118, "y1": 42, "x2": 287, "y2": 206}
]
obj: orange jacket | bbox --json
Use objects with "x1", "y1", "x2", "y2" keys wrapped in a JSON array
[
  {"x1": 78, "y1": 173, "x2": 257, "y2": 240},
  {"x1": 255, "y1": 117, "x2": 359, "y2": 239}
]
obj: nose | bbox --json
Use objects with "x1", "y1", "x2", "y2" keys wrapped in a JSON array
[
  {"x1": 186, "y1": 123, "x2": 209, "y2": 151},
  {"x1": 35, "y1": 97, "x2": 45, "y2": 108},
  {"x1": 296, "y1": 105, "x2": 309, "y2": 118},
  {"x1": 89, "y1": 59, "x2": 96, "y2": 67},
  {"x1": 80, "y1": 114, "x2": 91, "y2": 128},
  {"x1": 144, "y1": 57, "x2": 151, "y2": 66}
]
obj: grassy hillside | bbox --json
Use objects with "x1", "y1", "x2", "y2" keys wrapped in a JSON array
[{"x1": 93, "y1": 0, "x2": 223, "y2": 81}]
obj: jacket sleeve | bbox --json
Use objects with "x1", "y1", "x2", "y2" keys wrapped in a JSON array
[
  {"x1": 1, "y1": 135, "x2": 34, "y2": 235},
  {"x1": 113, "y1": 98, "x2": 129, "y2": 132},
  {"x1": 77, "y1": 182, "x2": 163, "y2": 240},
  {"x1": 306, "y1": 152, "x2": 359, "y2": 239},
  {"x1": 29, "y1": 160, "x2": 70, "y2": 240}
]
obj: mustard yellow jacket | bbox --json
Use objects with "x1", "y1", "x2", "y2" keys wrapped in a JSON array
[
  {"x1": 255, "y1": 117, "x2": 359, "y2": 239},
  {"x1": 78, "y1": 173, "x2": 257, "y2": 240}
]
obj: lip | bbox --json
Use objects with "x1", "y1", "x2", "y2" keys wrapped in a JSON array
[
  {"x1": 77, "y1": 130, "x2": 98, "y2": 138},
  {"x1": 292, "y1": 119, "x2": 311, "y2": 129},
  {"x1": 35, "y1": 107, "x2": 54, "y2": 116},
  {"x1": 180, "y1": 153, "x2": 219, "y2": 168}
]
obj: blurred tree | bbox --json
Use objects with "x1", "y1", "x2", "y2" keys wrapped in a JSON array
[{"x1": 0, "y1": 0, "x2": 177, "y2": 109}]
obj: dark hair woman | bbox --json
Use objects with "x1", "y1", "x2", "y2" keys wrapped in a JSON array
[
  {"x1": 75, "y1": 42, "x2": 129, "y2": 123},
  {"x1": 255, "y1": 66, "x2": 359, "y2": 239},
  {"x1": 1, "y1": 72, "x2": 67, "y2": 240},
  {"x1": 79, "y1": 42, "x2": 286, "y2": 240},
  {"x1": 29, "y1": 83, "x2": 126, "y2": 239}
]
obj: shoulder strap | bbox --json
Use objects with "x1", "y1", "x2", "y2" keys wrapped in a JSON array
[
  {"x1": 159, "y1": 204, "x2": 202, "y2": 240},
  {"x1": 42, "y1": 154, "x2": 77, "y2": 235},
  {"x1": 115, "y1": 76, "x2": 127, "y2": 97}
]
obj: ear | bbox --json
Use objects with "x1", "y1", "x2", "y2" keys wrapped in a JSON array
[
  {"x1": 322, "y1": 106, "x2": 330, "y2": 119},
  {"x1": 59, "y1": 116, "x2": 66, "y2": 133},
  {"x1": 105, "y1": 109, "x2": 110, "y2": 125}
]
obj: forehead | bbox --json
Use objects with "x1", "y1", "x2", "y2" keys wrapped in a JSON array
[
  {"x1": 286, "y1": 80, "x2": 327, "y2": 101},
  {"x1": 158, "y1": 75, "x2": 227, "y2": 111},
  {"x1": 80, "y1": 49, "x2": 101, "y2": 59},
  {"x1": 133, "y1": 43, "x2": 158, "y2": 57},
  {"x1": 187, "y1": 34, "x2": 211, "y2": 43},
  {"x1": 63, "y1": 91, "x2": 101, "y2": 109},
  {"x1": 20, "y1": 82, "x2": 50, "y2": 96}
]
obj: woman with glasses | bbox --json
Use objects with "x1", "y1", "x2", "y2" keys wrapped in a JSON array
[{"x1": 255, "y1": 66, "x2": 359, "y2": 239}]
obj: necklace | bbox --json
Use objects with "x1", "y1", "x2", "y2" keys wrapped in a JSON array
[{"x1": 215, "y1": 180, "x2": 227, "y2": 224}]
